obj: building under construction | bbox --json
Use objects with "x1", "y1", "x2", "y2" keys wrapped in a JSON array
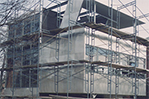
[{"x1": 0, "y1": 0, "x2": 149, "y2": 99}]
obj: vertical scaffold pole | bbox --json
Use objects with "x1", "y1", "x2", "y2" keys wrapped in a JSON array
[
  {"x1": 54, "y1": 0, "x2": 61, "y2": 95},
  {"x1": 86, "y1": 0, "x2": 95, "y2": 23},
  {"x1": 116, "y1": 7, "x2": 120, "y2": 30},
  {"x1": 115, "y1": 10, "x2": 120, "y2": 98},
  {"x1": 37, "y1": 0, "x2": 43, "y2": 98},
  {"x1": 67, "y1": 0, "x2": 73, "y2": 98},
  {"x1": 107, "y1": 0, "x2": 113, "y2": 98},
  {"x1": 115, "y1": 38, "x2": 120, "y2": 98},
  {"x1": 86, "y1": 0, "x2": 90, "y2": 22},
  {"x1": 90, "y1": 29, "x2": 95, "y2": 98},
  {"x1": 133, "y1": 0, "x2": 137, "y2": 99},
  {"x1": 85, "y1": 27, "x2": 90, "y2": 98},
  {"x1": 85, "y1": 1, "x2": 92, "y2": 97},
  {"x1": 86, "y1": 0, "x2": 95, "y2": 98},
  {"x1": 54, "y1": 34, "x2": 60, "y2": 95},
  {"x1": 56, "y1": 1, "x2": 61, "y2": 28}
]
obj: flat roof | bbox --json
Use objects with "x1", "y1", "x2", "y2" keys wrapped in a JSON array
[
  {"x1": 48, "y1": 0, "x2": 144, "y2": 29},
  {"x1": 81, "y1": 0, "x2": 144, "y2": 29}
]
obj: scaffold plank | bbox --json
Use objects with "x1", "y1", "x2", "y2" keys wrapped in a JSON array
[
  {"x1": 0, "y1": 25, "x2": 82, "y2": 47},
  {"x1": 0, "y1": 60, "x2": 88, "y2": 71},
  {"x1": 84, "y1": 23, "x2": 149, "y2": 46},
  {"x1": 1, "y1": 22, "x2": 148, "y2": 47},
  {"x1": 1, "y1": 60, "x2": 149, "y2": 73},
  {"x1": 92, "y1": 60, "x2": 148, "y2": 73}
]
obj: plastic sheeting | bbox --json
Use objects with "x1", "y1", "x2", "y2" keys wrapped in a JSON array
[{"x1": 60, "y1": 0, "x2": 84, "y2": 28}]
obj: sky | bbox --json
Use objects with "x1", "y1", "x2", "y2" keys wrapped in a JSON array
[{"x1": 97, "y1": 0, "x2": 149, "y2": 39}]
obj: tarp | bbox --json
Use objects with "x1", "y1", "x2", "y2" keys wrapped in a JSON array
[{"x1": 60, "y1": 0, "x2": 84, "y2": 28}]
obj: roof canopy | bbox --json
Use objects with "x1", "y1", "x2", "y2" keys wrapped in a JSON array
[
  {"x1": 81, "y1": 0, "x2": 144, "y2": 29},
  {"x1": 50, "y1": 0, "x2": 144, "y2": 29}
]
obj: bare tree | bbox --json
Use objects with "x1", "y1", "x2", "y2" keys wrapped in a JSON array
[
  {"x1": 0, "y1": 0, "x2": 28, "y2": 26},
  {"x1": 0, "y1": 0, "x2": 33, "y2": 94}
]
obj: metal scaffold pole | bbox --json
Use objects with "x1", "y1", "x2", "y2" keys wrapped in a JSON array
[
  {"x1": 90, "y1": 29, "x2": 95, "y2": 98},
  {"x1": 115, "y1": 38, "x2": 120, "y2": 99},
  {"x1": 85, "y1": 0, "x2": 90, "y2": 98},
  {"x1": 67, "y1": 0, "x2": 73, "y2": 98},
  {"x1": 133, "y1": 0, "x2": 137, "y2": 99},
  {"x1": 37, "y1": 0, "x2": 43, "y2": 98},
  {"x1": 107, "y1": 0, "x2": 113, "y2": 98},
  {"x1": 54, "y1": 0, "x2": 61, "y2": 95},
  {"x1": 115, "y1": 6, "x2": 120, "y2": 98},
  {"x1": 85, "y1": 27, "x2": 90, "y2": 98},
  {"x1": 85, "y1": 0, "x2": 96, "y2": 98},
  {"x1": 54, "y1": 34, "x2": 60, "y2": 95}
]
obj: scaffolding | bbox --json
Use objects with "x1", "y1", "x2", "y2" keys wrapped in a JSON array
[{"x1": 0, "y1": 0, "x2": 149, "y2": 99}]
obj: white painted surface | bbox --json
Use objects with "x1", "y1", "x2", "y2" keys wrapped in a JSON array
[{"x1": 60, "y1": 0, "x2": 84, "y2": 28}]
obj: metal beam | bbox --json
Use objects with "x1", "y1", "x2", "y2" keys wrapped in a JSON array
[
  {"x1": 48, "y1": 1, "x2": 68, "y2": 10},
  {"x1": 117, "y1": 1, "x2": 135, "y2": 10},
  {"x1": 137, "y1": 13, "x2": 149, "y2": 19}
]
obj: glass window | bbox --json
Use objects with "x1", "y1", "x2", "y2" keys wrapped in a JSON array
[
  {"x1": 31, "y1": 21, "x2": 35, "y2": 32},
  {"x1": 22, "y1": 69, "x2": 29, "y2": 87},
  {"x1": 31, "y1": 69, "x2": 37, "y2": 87},
  {"x1": 31, "y1": 56, "x2": 38, "y2": 65},
  {"x1": 9, "y1": 24, "x2": 15, "y2": 30},
  {"x1": 129, "y1": 62, "x2": 136, "y2": 67},
  {"x1": 16, "y1": 28, "x2": 22, "y2": 37},
  {"x1": 35, "y1": 13, "x2": 40, "y2": 21},
  {"x1": 98, "y1": 48, "x2": 107, "y2": 56},
  {"x1": 7, "y1": 58, "x2": 13, "y2": 67},
  {"x1": 8, "y1": 30, "x2": 15, "y2": 39},
  {"x1": 23, "y1": 45, "x2": 30, "y2": 55},
  {"x1": 31, "y1": 20, "x2": 39, "y2": 32},
  {"x1": 24, "y1": 23, "x2": 31, "y2": 34},
  {"x1": 34, "y1": 21, "x2": 39, "y2": 31},
  {"x1": 15, "y1": 47, "x2": 22, "y2": 57},
  {"x1": 23, "y1": 53, "x2": 30, "y2": 66},
  {"x1": 86, "y1": 45, "x2": 89, "y2": 55},
  {"x1": 16, "y1": 21, "x2": 23, "y2": 37},
  {"x1": 23, "y1": 59, "x2": 30, "y2": 65},
  {"x1": 7, "y1": 48, "x2": 13, "y2": 58},
  {"x1": 14, "y1": 57, "x2": 21, "y2": 66}
]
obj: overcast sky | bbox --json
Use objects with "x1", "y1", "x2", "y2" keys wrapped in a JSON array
[{"x1": 97, "y1": 0, "x2": 149, "y2": 39}]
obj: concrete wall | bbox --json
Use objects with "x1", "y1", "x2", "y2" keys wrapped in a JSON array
[
  {"x1": 39, "y1": 65, "x2": 146, "y2": 96},
  {"x1": 92, "y1": 73, "x2": 146, "y2": 96},
  {"x1": 39, "y1": 65, "x2": 85, "y2": 93},
  {"x1": 39, "y1": 28, "x2": 86, "y2": 93},
  {"x1": 39, "y1": 28, "x2": 85, "y2": 63}
]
